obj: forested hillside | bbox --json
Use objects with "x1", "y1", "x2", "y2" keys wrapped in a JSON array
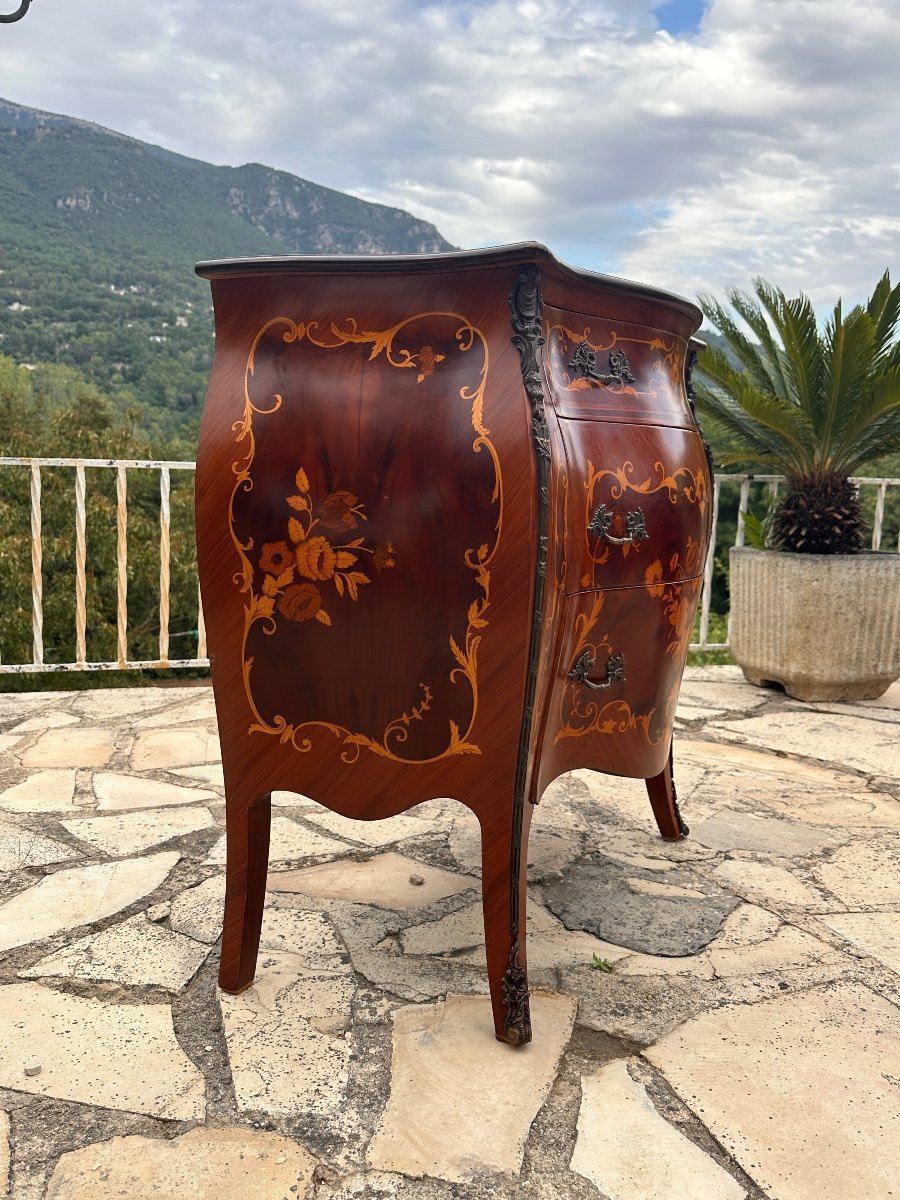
[
  {"x1": 0, "y1": 97, "x2": 454, "y2": 452},
  {"x1": 2, "y1": 98, "x2": 896, "y2": 683}
]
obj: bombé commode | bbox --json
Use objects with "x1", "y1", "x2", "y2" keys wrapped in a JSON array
[{"x1": 194, "y1": 242, "x2": 713, "y2": 1046}]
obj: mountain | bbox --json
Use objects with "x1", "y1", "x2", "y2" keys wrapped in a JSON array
[
  {"x1": 0, "y1": 98, "x2": 454, "y2": 260},
  {"x1": 0, "y1": 98, "x2": 455, "y2": 448}
]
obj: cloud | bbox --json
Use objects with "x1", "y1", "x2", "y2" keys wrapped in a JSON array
[{"x1": 1, "y1": 0, "x2": 898, "y2": 307}]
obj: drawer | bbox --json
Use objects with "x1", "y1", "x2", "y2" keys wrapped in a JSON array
[
  {"x1": 544, "y1": 304, "x2": 694, "y2": 425},
  {"x1": 557, "y1": 418, "x2": 710, "y2": 592},
  {"x1": 540, "y1": 578, "x2": 702, "y2": 780}
]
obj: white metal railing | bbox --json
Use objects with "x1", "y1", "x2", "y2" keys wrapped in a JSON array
[
  {"x1": 0, "y1": 457, "x2": 207, "y2": 674},
  {"x1": 0, "y1": 459, "x2": 898, "y2": 671},
  {"x1": 693, "y1": 474, "x2": 900, "y2": 651}
]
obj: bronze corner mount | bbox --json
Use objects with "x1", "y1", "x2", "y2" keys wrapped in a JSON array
[{"x1": 501, "y1": 941, "x2": 532, "y2": 1045}]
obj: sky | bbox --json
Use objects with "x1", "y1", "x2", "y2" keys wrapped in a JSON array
[{"x1": 1, "y1": 0, "x2": 899, "y2": 310}]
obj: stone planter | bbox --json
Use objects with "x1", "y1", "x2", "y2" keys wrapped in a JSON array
[{"x1": 728, "y1": 547, "x2": 900, "y2": 701}]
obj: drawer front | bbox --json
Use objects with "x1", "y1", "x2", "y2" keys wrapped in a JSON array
[
  {"x1": 539, "y1": 578, "x2": 702, "y2": 782},
  {"x1": 558, "y1": 418, "x2": 711, "y2": 592},
  {"x1": 544, "y1": 305, "x2": 694, "y2": 425}
]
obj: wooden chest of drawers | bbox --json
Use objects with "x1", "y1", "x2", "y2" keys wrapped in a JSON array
[{"x1": 195, "y1": 243, "x2": 712, "y2": 1045}]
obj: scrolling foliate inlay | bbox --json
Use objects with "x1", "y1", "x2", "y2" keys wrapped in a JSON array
[
  {"x1": 557, "y1": 541, "x2": 705, "y2": 746},
  {"x1": 643, "y1": 544, "x2": 705, "y2": 736},
  {"x1": 643, "y1": 538, "x2": 704, "y2": 659},
  {"x1": 556, "y1": 591, "x2": 655, "y2": 746},
  {"x1": 230, "y1": 312, "x2": 501, "y2": 765},
  {"x1": 549, "y1": 323, "x2": 679, "y2": 398},
  {"x1": 581, "y1": 458, "x2": 708, "y2": 584}
]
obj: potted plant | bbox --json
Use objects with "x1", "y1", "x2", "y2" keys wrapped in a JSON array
[{"x1": 693, "y1": 272, "x2": 900, "y2": 701}]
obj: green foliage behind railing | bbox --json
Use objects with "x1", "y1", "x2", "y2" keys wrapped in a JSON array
[
  {"x1": 0, "y1": 355, "x2": 201, "y2": 678},
  {"x1": 2, "y1": 352, "x2": 898, "y2": 689}
]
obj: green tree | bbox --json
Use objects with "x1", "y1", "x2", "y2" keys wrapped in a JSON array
[{"x1": 694, "y1": 273, "x2": 900, "y2": 553}]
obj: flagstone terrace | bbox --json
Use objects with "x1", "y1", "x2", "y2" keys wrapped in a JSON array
[
  {"x1": 0, "y1": 669, "x2": 898, "y2": 1198},
  {"x1": 1, "y1": 455, "x2": 899, "y2": 1199}
]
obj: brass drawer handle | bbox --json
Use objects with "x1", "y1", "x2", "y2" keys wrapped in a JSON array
[
  {"x1": 569, "y1": 344, "x2": 636, "y2": 386},
  {"x1": 589, "y1": 503, "x2": 649, "y2": 545},
  {"x1": 569, "y1": 649, "x2": 626, "y2": 691}
]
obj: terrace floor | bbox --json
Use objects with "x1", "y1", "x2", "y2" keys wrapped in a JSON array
[{"x1": 0, "y1": 666, "x2": 898, "y2": 1200}]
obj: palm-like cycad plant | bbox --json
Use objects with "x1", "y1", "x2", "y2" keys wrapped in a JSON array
[{"x1": 694, "y1": 272, "x2": 900, "y2": 553}]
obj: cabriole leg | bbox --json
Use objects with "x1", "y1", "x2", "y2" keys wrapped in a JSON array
[
  {"x1": 478, "y1": 799, "x2": 534, "y2": 1046},
  {"x1": 218, "y1": 790, "x2": 272, "y2": 994},
  {"x1": 645, "y1": 742, "x2": 689, "y2": 840}
]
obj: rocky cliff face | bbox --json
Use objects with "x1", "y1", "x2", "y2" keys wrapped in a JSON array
[
  {"x1": 0, "y1": 97, "x2": 454, "y2": 257},
  {"x1": 0, "y1": 98, "x2": 456, "y2": 437},
  {"x1": 220, "y1": 162, "x2": 451, "y2": 255}
]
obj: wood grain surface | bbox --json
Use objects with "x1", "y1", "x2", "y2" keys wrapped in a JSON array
[{"x1": 195, "y1": 244, "x2": 709, "y2": 1045}]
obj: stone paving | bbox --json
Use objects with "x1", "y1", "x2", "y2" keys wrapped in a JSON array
[{"x1": 0, "y1": 667, "x2": 898, "y2": 1199}]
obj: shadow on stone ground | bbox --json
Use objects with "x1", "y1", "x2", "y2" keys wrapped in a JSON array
[{"x1": 0, "y1": 667, "x2": 898, "y2": 1199}]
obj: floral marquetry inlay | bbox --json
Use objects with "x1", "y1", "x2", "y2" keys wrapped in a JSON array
[
  {"x1": 548, "y1": 324, "x2": 679, "y2": 394},
  {"x1": 643, "y1": 538, "x2": 704, "y2": 659},
  {"x1": 581, "y1": 458, "x2": 707, "y2": 586},
  {"x1": 555, "y1": 592, "x2": 655, "y2": 747},
  {"x1": 229, "y1": 310, "x2": 501, "y2": 765},
  {"x1": 195, "y1": 246, "x2": 712, "y2": 1051},
  {"x1": 249, "y1": 469, "x2": 396, "y2": 633}
]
